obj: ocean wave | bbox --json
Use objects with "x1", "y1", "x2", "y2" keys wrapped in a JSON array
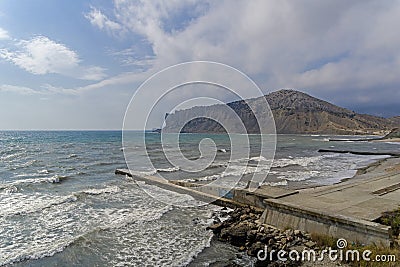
[
  {"x1": 276, "y1": 170, "x2": 321, "y2": 181},
  {"x1": 178, "y1": 234, "x2": 213, "y2": 267},
  {"x1": 9, "y1": 159, "x2": 38, "y2": 170},
  {"x1": 181, "y1": 164, "x2": 269, "y2": 183},
  {"x1": 140, "y1": 183, "x2": 205, "y2": 206},
  {"x1": 79, "y1": 185, "x2": 121, "y2": 196},
  {"x1": 0, "y1": 202, "x2": 172, "y2": 266},
  {"x1": 0, "y1": 175, "x2": 68, "y2": 190},
  {"x1": 272, "y1": 156, "x2": 322, "y2": 168},
  {"x1": 0, "y1": 193, "x2": 78, "y2": 217},
  {"x1": 312, "y1": 138, "x2": 330, "y2": 142},
  {"x1": 0, "y1": 185, "x2": 125, "y2": 218},
  {"x1": 0, "y1": 235, "x2": 79, "y2": 266},
  {"x1": 157, "y1": 166, "x2": 180, "y2": 172},
  {"x1": 206, "y1": 163, "x2": 227, "y2": 169},
  {"x1": 249, "y1": 155, "x2": 268, "y2": 162},
  {"x1": 0, "y1": 152, "x2": 24, "y2": 161},
  {"x1": 385, "y1": 141, "x2": 400, "y2": 145}
]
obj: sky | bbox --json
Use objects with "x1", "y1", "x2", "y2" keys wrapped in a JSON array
[{"x1": 0, "y1": 0, "x2": 399, "y2": 130}]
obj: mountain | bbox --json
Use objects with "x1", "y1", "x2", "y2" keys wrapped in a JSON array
[{"x1": 163, "y1": 89, "x2": 397, "y2": 135}]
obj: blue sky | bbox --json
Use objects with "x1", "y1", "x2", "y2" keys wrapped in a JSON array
[{"x1": 0, "y1": 0, "x2": 399, "y2": 130}]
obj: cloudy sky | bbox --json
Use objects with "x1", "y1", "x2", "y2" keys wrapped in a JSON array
[{"x1": 0, "y1": 0, "x2": 399, "y2": 130}]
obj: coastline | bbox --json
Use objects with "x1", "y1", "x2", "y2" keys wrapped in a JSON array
[
  {"x1": 197, "y1": 155, "x2": 400, "y2": 266},
  {"x1": 337, "y1": 155, "x2": 395, "y2": 184},
  {"x1": 373, "y1": 138, "x2": 400, "y2": 143}
]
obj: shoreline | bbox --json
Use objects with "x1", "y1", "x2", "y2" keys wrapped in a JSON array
[
  {"x1": 200, "y1": 156, "x2": 400, "y2": 266},
  {"x1": 373, "y1": 138, "x2": 400, "y2": 143}
]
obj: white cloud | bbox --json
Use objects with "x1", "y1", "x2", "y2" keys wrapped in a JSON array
[
  {"x1": 0, "y1": 84, "x2": 42, "y2": 95},
  {"x1": 81, "y1": 0, "x2": 400, "y2": 114},
  {"x1": 0, "y1": 27, "x2": 9, "y2": 40},
  {"x1": 0, "y1": 36, "x2": 107, "y2": 80},
  {"x1": 2, "y1": 36, "x2": 79, "y2": 75},
  {"x1": 84, "y1": 6, "x2": 122, "y2": 34}
]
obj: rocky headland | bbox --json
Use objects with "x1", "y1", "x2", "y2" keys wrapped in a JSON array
[{"x1": 163, "y1": 89, "x2": 397, "y2": 135}]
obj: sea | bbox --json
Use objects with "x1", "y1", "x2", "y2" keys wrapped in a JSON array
[{"x1": 0, "y1": 131, "x2": 399, "y2": 266}]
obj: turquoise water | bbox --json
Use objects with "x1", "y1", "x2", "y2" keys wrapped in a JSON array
[{"x1": 0, "y1": 131, "x2": 398, "y2": 266}]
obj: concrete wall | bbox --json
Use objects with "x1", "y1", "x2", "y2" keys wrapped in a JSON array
[
  {"x1": 233, "y1": 189, "x2": 267, "y2": 209},
  {"x1": 260, "y1": 199, "x2": 392, "y2": 246}
]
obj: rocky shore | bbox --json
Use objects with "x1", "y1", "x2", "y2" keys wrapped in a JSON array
[{"x1": 207, "y1": 207, "x2": 317, "y2": 266}]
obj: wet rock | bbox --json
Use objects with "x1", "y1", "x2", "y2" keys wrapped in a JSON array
[
  {"x1": 247, "y1": 241, "x2": 264, "y2": 257},
  {"x1": 247, "y1": 229, "x2": 258, "y2": 241},
  {"x1": 226, "y1": 224, "x2": 251, "y2": 246},
  {"x1": 206, "y1": 206, "x2": 315, "y2": 266},
  {"x1": 206, "y1": 223, "x2": 223, "y2": 233}
]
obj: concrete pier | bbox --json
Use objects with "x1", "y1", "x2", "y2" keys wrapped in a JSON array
[{"x1": 115, "y1": 169, "x2": 246, "y2": 209}]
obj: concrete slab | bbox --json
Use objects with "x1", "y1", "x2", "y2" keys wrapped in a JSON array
[
  {"x1": 252, "y1": 185, "x2": 298, "y2": 199},
  {"x1": 259, "y1": 157, "x2": 400, "y2": 246},
  {"x1": 339, "y1": 198, "x2": 400, "y2": 221}
]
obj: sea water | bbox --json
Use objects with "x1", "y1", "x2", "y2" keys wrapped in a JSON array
[{"x1": 0, "y1": 131, "x2": 397, "y2": 266}]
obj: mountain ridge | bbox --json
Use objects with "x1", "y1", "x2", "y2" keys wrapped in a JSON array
[{"x1": 163, "y1": 89, "x2": 397, "y2": 135}]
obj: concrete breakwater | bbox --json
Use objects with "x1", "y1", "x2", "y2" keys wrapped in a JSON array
[
  {"x1": 318, "y1": 148, "x2": 400, "y2": 157},
  {"x1": 115, "y1": 156, "x2": 400, "y2": 247}
]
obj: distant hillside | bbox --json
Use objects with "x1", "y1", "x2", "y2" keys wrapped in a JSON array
[
  {"x1": 389, "y1": 116, "x2": 400, "y2": 125},
  {"x1": 163, "y1": 89, "x2": 396, "y2": 135}
]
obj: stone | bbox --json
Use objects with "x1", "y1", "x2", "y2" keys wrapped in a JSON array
[
  {"x1": 247, "y1": 230, "x2": 258, "y2": 241},
  {"x1": 304, "y1": 241, "x2": 317, "y2": 248},
  {"x1": 226, "y1": 224, "x2": 251, "y2": 246},
  {"x1": 206, "y1": 223, "x2": 223, "y2": 233},
  {"x1": 247, "y1": 241, "x2": 264, "y2": 257},
  {"x1": 284, "y1": 229, "x2": 294, "y2": 237}
]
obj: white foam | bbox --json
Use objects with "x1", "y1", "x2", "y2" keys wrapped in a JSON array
[
  {"x1": 81, "y1": 185, "x2": 121, "y2": 195},
  {"x1": 263, "y1": 180, "x2": 288, "y2": 186},
  {"x1": 129, "y1": 169, "x2": 157, "y2": 176},
  {"x1": 104, "y1": 205, "x2": 215, "y2": 267},
  {"x1": 0, "y1": 192, "x2": 78, "y2": 217},
  {"x1": 0, "y1": 184, "x2": 173, "y2": 266},
  {"x1": 276, "y1": 170, "x2": 321, "y2": 181},
  {"x1": 249, "y1": 155, "x2": 267, "y2": 162},
  {"x1": 140, "y1": 183, "x2": 206, "y2": 207},
  {"x1": 385, "y1": 141, "x2": 400, "y2": 145},
  {"x1": 0, "y1": 152, "x2": 24, "y2": 161},
  {"x1": 0, "y1": 175, "x2": 67, "y2": 190},
  {"x1": 272, "y1": 155, "x2": 322, "y2": 168},
  {"x1": 157, "y1": 166, "x2": 180, "y2": 173}
]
